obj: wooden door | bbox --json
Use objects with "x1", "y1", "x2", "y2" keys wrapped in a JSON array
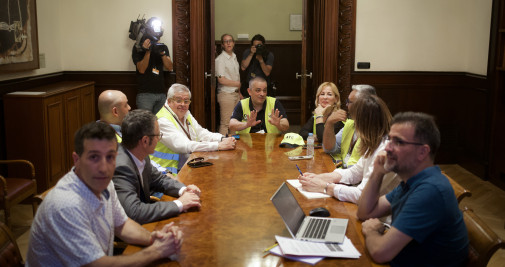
[
  {"x1": 44, "y1": 95, "x2": 67, "y2": 188},
  {"x1": 207, "y1": 0, "x2": 216, "y2": 131},
  {"x1": 173, "y1": 0, "x2": 354, "y2": 128},
  {"x1": 300, "y1": 0, "x2": 314, "y2": 125}
]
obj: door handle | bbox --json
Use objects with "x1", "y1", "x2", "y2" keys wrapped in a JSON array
[
  {"x1": 296, "y1": 72, "x2": 313, "y2": 79},
  {"x1": 204, "y1": 72, "x2": 212, "y2": 79}
]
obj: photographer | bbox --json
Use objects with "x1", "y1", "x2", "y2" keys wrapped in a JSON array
[
  {"x1": 132, "y1": 17, "x2": 173, "y2": 114},
  {"x1": 240, "y1": 34, "x2": 274, "y2": 97}
]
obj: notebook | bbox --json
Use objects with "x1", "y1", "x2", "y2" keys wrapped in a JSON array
[{"x1": 270, "y1": 182, "x2": 348, "y2": 243}]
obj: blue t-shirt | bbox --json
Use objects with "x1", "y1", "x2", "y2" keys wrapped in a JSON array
[{"x1": 386, "y1": 166, "x2": 468, "y2": 267}]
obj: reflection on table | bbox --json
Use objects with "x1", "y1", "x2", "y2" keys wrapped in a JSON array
[{"x1": 123, "y1": 133, "x2": 387, "y2": 267}]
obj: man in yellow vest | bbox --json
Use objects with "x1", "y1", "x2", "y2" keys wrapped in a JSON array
[
  {"x1": 97, "y1": 90, "x2": 131, "y2": 142},
  {"x1": 229, "y1": 77, "x2": 289, "y2": 134},
  {"x1": 98, "y1": 90, "x2": 169, "y2": 175},
  {"x1": 322, "y1": 84, "x2": 377, "y2": 168},
  {"x1": 151, "y1": 83, "x2": 236, "y2": 174}
]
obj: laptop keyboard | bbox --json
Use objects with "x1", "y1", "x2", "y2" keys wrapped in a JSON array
[{"x1": 301, "y1": 218, "x2": 330, "y2": 239}]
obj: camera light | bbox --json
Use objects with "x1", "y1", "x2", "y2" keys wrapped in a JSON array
[{"x1": 150, "y1": 19, "x2": 162, "y2": 33}]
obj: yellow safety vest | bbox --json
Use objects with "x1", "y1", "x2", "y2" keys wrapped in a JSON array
[
  {"x1": 312, "y1": 114, "x2": 318, "y2": 136},
  {"x1": 150, "y1": 107, "x2": 195, "y2": 174},
  {"x1": 237, "y1": 97, "x2": 280, "y2": 134},
  {"x1": 115, "y1": 132, "x2": 122, "y2": 143},
  {"x1": 331, "y1": 119, "x2": 361, "y2": 168}
]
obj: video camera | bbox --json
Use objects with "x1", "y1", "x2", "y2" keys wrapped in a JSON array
[
  {"x1": 255, "y1": 44, "x2": 269, "y2": 59},
  {"x1": 129, "y1": 16, "x2": 166, "y2": 53}
]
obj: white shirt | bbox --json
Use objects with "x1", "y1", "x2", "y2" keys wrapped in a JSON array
[
  {"x1": 331, "y1": 138, "x2": 399, "y2": 203},
  {"x1": 159, "y1": 105, "x2": 223, "y2": 168},
  {"x1": 26, "y1": 169, "x2": 128, "y2": 267},
  {"x1": 215, "y1": 51, "x2": 240, "y2": 93}
]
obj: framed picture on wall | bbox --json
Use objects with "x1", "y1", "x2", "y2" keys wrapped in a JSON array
[{"x1": 0, "y1": 0, "x2": 39, "y2": 72}]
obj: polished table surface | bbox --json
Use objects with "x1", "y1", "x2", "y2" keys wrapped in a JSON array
[{"x1": 123, "y1": 133, "x2": 387, "y2": 266}]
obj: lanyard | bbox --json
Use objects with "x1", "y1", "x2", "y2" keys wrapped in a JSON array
[{"x1": 165, "y1": 106, "x2": 192, "y2": 140}]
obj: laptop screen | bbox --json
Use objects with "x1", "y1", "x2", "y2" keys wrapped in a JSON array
[{"x1": 270, "y1": 182, "x2": 306, "y2": 238}]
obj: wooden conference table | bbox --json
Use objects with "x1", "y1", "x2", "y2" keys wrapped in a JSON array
[{"x1": 123, "y1": 133, "x2": 387, "y2": 267}]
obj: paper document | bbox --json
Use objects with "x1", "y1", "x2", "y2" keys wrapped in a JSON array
[
  {"x1": 286, "y1": 179, "x2": 330, "y2": 199},
  {"x1": 269, "y1": 245, "x2": 324, "y2": 265},
  {"x1": 275, "y1": 235, "x2": 361, "y2": 258}
]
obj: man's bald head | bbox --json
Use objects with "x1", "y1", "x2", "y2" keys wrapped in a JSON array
[{"x1": 98, "y1": 90, "x2": 131, "y2": 125}]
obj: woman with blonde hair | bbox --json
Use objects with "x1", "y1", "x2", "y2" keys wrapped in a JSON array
[
  {"x1": 299, "y1": 82, "x2": 344, "y2": 141},
  {"x1": 298, "y1": 94, "x2": 399, "y2": 204}
]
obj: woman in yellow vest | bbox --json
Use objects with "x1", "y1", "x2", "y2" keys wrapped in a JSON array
[
  {"x1": 298, "y1": 94, "x2": 399, "y2": 204},
  {"x1": 299, "y1": 82, "x2": 344, "y2": 142}
]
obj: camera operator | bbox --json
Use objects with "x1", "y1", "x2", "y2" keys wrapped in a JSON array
[
  {"x1": 240, "y1": 34, "x2": 274, "y2": 97},
  {"x1": 132, "y1": 17, "x2": 173, "y2": 114}
]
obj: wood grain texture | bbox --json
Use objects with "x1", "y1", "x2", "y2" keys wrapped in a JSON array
[{"x1": 123, "y1": 133, "x2": 386, "y2": 267}]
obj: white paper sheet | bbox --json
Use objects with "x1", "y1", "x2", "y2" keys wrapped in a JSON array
[
  {"x1": 286, "y1": 179, "x2": 331, "y2": 199},
  {"x1": 275, "y1": 235, "x2": 361, "y2": 258},
  {"x1": 269, "y1": 245, "x2": 324, "y2": 265}
]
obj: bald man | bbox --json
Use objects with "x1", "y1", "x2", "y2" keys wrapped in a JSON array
[
  {"x1": 98, "y1": 90, "x2": 174, "y2": 179},
  {"x1": 98, "y1": 90, "x2": 131, "y2": 141}
]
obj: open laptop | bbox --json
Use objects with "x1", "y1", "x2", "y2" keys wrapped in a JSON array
[{"x1": 270, "y1": 182, "x2": 348, "y2": 243}]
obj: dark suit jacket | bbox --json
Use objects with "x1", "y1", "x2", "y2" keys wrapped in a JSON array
[{"x1": 113, "y1": 145, "x2": 186, "y2": 224}]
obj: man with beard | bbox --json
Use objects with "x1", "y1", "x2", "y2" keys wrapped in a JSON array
[{"x1": 357, "y1": 112, "x2": 468, "y2": 266}]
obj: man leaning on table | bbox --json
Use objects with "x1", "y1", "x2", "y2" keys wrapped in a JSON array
[
  {"x1": 26, "y1": 122, "x2": 182, "y2": 267},
  {"x1": 229, "y1": 76, "x2": 289, "y2": 134},
  {"x1": 113, "y1": 110, "x2": 201, "y2": 224},
  {"x1": 357, "y1": 112, "x2": 468, "y2": 266},
  {"x1": 151, "y1": 83, "x2": 236, "y2": 174}
]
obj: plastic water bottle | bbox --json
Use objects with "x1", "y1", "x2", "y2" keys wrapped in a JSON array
[{"x1": 307, "y1": 133, "x2": 314, "y2": 157}]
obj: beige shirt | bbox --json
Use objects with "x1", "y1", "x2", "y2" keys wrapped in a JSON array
[{"x1": 215, "y1": 51, "x2": 240, "y2": 93}]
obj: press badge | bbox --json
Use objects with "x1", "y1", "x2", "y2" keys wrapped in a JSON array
[{"x1": 152, "y1": 68, "x2": 159, "y2": 75}]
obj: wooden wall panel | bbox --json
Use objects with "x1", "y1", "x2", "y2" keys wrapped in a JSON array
[{"x1": 352, "y1": 72, "x2": 489, "y2": 177}]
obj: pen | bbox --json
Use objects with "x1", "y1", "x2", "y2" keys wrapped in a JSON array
[
  {"x1": 295, "y1": 164, "x2": 303, "y2": 176},
  {"x1": 263, "y1": 243, "x2": 278, "y2": 252}
]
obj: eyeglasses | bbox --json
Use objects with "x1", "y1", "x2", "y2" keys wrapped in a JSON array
[
  {"x1": 223, "y1": 40, "x2": 234, "y2": 44},
  {"x1": 173, "y1": 98, "x2": 191, "y2": 105},
  {"x1": 386, "y1": 136, "x2": 424, "y2": 147},
  {"x1": 187, "y1": 157, "x2": 213, "y2": 168},
  {"x1": 148, "y1": 132, "x2": 163, "y2": 139}
]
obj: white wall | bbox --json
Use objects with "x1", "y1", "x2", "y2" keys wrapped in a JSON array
[
  {"x1": 0, "y1": 1, "x2": 494, "y2": 81},
  {"x1": 0, "y1": 0, "x2": 172, "y2": 81},
  {"x1": 215, "y1": 0, "x2": 303, "y2": 41},
  {"x1": 60, "y1": 0, "x2": 172, "y2": 71},
  {"x1": 355, "y1": 0, "x2": 493, "y2": 75}
]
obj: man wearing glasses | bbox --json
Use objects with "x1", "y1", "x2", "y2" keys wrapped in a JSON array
[
  {"x1": 322, "y1": 84, "x2": 377, "y2": 169},
  {"x1": 357, "y1": 112, "x2": 468, "y2": 266},
  {"x1": 151, "y1": 83, "x2": 236, "y2": 174},
  {"x1": 113, "y1": 110, "x2": 202, "y2": 224}
]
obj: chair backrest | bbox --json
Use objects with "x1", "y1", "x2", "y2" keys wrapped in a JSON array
[
  {"x1": 442, "y1": 172, "x2": 472, "y2": 203},
  {"x1": 0, "y1": 222, "x2": 23, "y2": 267},
  {"x1": 463, "y1": 207, "x2": 505, "y2": 267}
]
